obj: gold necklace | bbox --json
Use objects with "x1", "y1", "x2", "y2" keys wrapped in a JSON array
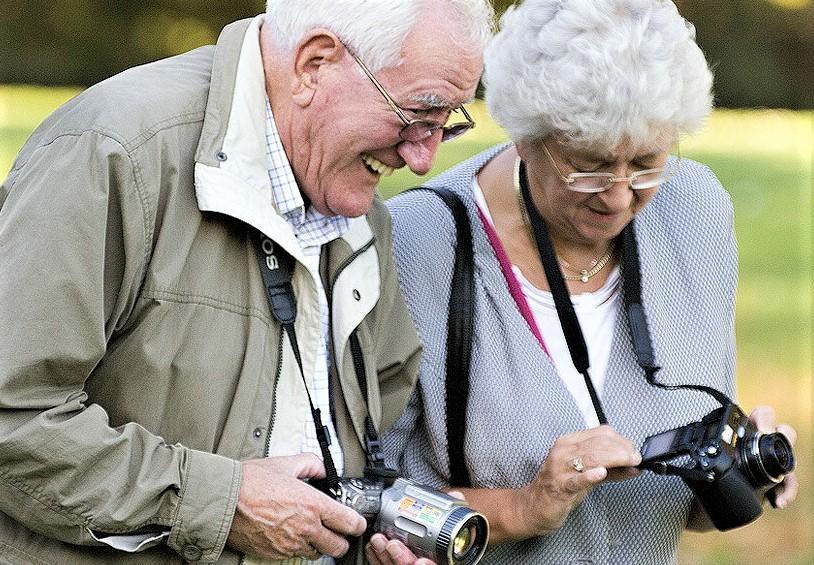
[
  {"x1": 513, "y1": 156, "x2": 614, "y2": 284},
  {"x1": 558, "y1": 245, "x2": 614, "y2": 283}
]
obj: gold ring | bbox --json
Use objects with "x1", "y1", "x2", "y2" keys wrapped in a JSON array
[{"x1": 572, "y1": 456, "x2": 585, "y2": 473}]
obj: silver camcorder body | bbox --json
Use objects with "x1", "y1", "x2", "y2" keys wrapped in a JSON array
[{"x1": 332, "y1": 476, "x2": 489, "y2": 564}]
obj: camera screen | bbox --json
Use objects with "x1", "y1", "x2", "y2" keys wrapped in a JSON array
[{"x1": 640, "y1": 428, "x2": 680, "y2": 462}]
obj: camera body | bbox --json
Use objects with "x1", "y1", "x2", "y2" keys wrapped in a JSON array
[
  {"x1": 328, "y1": 475, "x2": 488, "y2": 565},
  {"x1": 640, "y1": 402, "x2": 794, "y2": 530}
]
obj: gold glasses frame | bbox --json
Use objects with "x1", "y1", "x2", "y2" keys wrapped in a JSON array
[
  {"x1": 348, "y1": 49, "x2": 475, "y2": 143},
  {"x1": 541, "y1": 141, "x2": 680, "y2": 193}
]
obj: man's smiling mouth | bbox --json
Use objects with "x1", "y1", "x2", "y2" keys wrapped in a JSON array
[{"x1": 362, "y1": 153, "x2": 395, "y2": 177}]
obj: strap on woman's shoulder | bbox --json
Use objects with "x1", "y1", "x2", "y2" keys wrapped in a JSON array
[{"x1": 406, "y1": 187, "x2": 474, "y2": 487}]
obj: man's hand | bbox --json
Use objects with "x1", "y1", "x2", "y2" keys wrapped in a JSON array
[{"x1": 227, "y1": 454, "x2": 367, "y2": 560}]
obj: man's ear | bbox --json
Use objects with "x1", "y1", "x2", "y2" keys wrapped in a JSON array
[{"x1": 291, "y1": 29, "x2": 344, "y2": 107}]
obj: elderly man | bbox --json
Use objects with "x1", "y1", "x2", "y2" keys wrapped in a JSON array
[{"x1": 0, "y1": 1, "x2": 492, "y2": 564}]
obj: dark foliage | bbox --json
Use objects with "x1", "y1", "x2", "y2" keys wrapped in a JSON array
[{"x1": 0, "y1": 0, "x2": 810, "y2": 108}]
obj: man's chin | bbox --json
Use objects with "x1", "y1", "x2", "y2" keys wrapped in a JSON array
[{"x1": 325, "y1": 187, "x2": 377, "y2": 218}]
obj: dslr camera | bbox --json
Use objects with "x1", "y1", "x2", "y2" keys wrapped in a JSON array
[
  {"x1": 323, "y1": 474, "x2": 488, "y2": 565},
  {"x1": 640, "y1": 402, "x2": 795, "y2": 530}
]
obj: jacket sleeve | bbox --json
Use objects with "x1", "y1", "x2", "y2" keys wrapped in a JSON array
[{"x1": 0, "y1": 131, "x2": 240, "y2": 562}]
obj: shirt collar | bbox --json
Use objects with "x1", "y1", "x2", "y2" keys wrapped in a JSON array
[{"x1": 264, "y1": 98, "x2": 350, "y2": 246}]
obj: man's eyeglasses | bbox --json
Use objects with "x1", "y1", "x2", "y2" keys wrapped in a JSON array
[
  {"x1": 348, "y1": 50, "x2": 475, "y2": 143},
  {"x1": 542, "y1": 141, "x2": 679, "y2": 193}
]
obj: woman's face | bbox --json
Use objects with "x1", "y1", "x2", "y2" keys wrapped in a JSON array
[{"x1": 517, "y1": 136, "x2": 672, "y2": 250}]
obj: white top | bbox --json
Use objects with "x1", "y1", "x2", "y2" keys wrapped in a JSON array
[{"x1": 472, "y1": 178, "x2": 620, "y2": 428}]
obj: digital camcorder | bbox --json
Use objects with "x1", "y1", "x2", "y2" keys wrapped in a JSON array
[
  {"x1": 639, "y1": 402, "x2": 795, "y2": 530},
  {"x1": 323, "y1": 474, "x2": 488, "y2": 564}
]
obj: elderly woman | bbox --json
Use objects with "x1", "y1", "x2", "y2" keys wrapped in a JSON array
[{"x1": 369, "y1": 1, "x2": 799, "y2": 564}]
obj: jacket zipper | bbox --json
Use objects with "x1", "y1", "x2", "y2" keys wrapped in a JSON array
[
  {"x1": 263, "y1": 329, "x2": 285, "y2": 457},
  {"x1": 349, "y1": 333, "x2": 367, "y2": 399},
  {"x1": 239, "y1": 331, "x2": 284, "y2": 565},
  {"x1": 329, "y1": 238, "x2": 376, "y2": 291}
]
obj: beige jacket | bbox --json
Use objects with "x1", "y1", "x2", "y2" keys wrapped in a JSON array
[{"x1": 0, "y1": 17, "x2": 421, "y2": 564}]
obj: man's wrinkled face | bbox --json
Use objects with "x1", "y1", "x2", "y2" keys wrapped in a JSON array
[{"x1": 292, "y1": 21, "x2": 483, "y2": 218}]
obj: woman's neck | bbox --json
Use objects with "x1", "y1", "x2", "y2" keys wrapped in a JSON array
[{"x1": 476, "y1": 146, "x2": 618, "y2": 294}]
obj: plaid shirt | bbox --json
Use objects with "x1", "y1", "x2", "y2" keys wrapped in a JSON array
[{"x1": 264, "y1": 100, "x2": 349, "y2": 565}]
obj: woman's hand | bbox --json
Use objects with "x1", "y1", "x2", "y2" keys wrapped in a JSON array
[
  {"x1": 749, "y1": 405, "x2": 798, "y2": 509},
  {"x1": 513, "y1": 425, "x2": 641, "y2": 537},
  {"x1": 365, "y1": 533, "x2": 436, "y2": 565}
]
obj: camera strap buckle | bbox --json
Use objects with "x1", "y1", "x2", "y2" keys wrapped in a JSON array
[{"x1": 365, "y1": 436, "x2": 385, "y2": 463}]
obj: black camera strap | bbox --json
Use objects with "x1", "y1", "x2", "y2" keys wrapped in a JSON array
[
  {"x1": 519, "y1": 161, "x2": 732, "y2": 424},
  {"x1": 409, "y1": 186, "x2": 475, "y2": 488},
  {"x1": 348, "y1": 332, "x2": 391, "y2": 471},
  {"x1": 619, "y1": 221, "x2": 731, "y2": 407},
  {"x1": 254, "y1": 232, "x2": 341, "y2": 491},
  {"x1": 519, "y1": 162, "x2": 608, "y2": 424}
]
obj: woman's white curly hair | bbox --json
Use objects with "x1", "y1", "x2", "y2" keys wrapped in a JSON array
[{"x1": 485, "y1": 0, "x2": 713, "y2": 149}]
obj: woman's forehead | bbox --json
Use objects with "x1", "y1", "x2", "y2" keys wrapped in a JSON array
[{"x1": 556, "y1": 134, "x2": 673, "y2": 161}]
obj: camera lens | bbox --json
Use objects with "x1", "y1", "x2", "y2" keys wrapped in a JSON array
[
  {"x1": 452, "y1": 522, "x2": 475, "y2": 558},
  {"x1": 741, "y1": 431, "x2": 795, "y2": 487},
  {"x1": 759, "y1": 433, "x2": 795, "y2": 478},
  {"x1": 442, "y1": 510, "x2": 488, "y2": 564}
]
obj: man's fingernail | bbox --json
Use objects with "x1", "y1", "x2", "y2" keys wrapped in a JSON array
[{"x1": 371, "y1": 536, "x2": 385, "y2": 552}]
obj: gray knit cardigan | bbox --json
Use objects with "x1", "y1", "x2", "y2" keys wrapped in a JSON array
[{"x1": 383, "y1": 144, "x2": 738, "y2": 565}]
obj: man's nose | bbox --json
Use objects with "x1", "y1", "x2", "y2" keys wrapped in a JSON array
[{"x1": 396, "y1": 129, "x2": 444, "y2": 175}]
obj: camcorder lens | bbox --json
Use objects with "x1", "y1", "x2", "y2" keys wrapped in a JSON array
[
  {"x1": 452, "y1": 521, "x2": 476, "y2": 559},
  {"x1": 445, "y1": 513, "x2": 487, "y2": 564}
]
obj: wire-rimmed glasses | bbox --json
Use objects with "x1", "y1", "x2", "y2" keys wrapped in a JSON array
[
  {"x1": 348, "y1": 50, "x2": 475, "y2": 143},
  {"x1": 542, "y1": 141, "x2": 680, "y2": 193}
]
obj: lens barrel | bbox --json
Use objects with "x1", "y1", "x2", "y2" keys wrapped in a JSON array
[
  {"x1": 375, "y1": 478, "x2": 489, "y2": 565},
  {"x1": 742, "y1": 431, "x2": 795, "y2": 487},
  {"x1": 437, "y1": 507, "x2": 488, "y2": 564}
]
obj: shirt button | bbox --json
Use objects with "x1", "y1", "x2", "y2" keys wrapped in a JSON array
[
  {"x1": 252, "y1": 427, "x2": 263, "y2": 439},
  {"x1": 352, "y1": 289, "x2": 361, "y2": 301},
  {"x1": 182, "y1": 544, "x2": 203, "y2": 561}
]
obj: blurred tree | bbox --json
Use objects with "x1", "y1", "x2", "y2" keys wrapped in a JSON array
[
  {"x1": 673, "y1": 0, "x2": 813, "y2": 108},
  {"x1": 0, "y1": 0, "x2": 264, "y2": 86},
  {"x1": 0, "y1": 1, "x2": 810, "y2": 108}
]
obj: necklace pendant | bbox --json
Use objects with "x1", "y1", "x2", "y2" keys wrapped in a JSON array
[{"x1": 580, "y1": 270, "x2": 589, "y2": 283}]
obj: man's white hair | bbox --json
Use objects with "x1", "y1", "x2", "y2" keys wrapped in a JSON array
[
  {"x1": 485, "y1": 0, "x2": 714, "y2": 149},
  {"x1": 266, "y1": 0, "x2": 495, "y2": 73}
]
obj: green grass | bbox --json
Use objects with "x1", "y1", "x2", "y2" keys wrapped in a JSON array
[{"x1": 1, "y1": 85, "x2": 812, "y2": 563}]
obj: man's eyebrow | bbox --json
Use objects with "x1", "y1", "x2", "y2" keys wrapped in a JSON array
[{"x1": 407, "y1": 93, "x2": 475, "y2": 109}]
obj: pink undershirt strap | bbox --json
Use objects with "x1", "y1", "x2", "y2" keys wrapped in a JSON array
[{"x1": 475, "y1": 205, "x2": 550, "y2": 357}]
